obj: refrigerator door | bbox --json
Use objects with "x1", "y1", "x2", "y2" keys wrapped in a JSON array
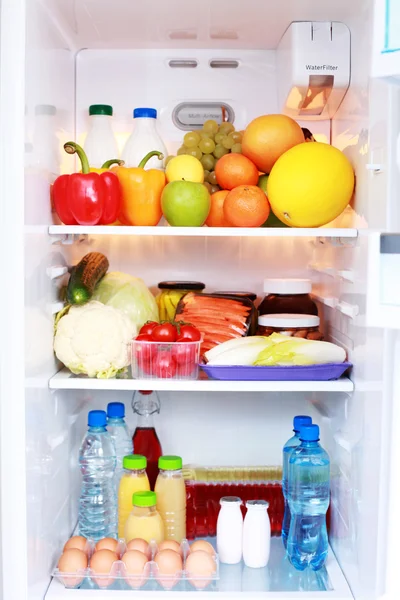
[{"x1": 372, "y1": 0, "x2": 400, "y2": 79}]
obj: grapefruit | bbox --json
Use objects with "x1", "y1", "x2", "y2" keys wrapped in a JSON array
[
  {"x1": 267, "y1": 142, "x2": 355, "y2": 228},
  {"x1": 223, "y1": 185, "x2": 270, "y2": 227},
  {"x1": 242, "y1": 114, "x2": 305, "y2": 174}
]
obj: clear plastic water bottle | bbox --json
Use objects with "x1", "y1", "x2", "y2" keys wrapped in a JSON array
[
  {"x1": 78, "y1": 410, "x2": 117, "y2": 540},
  {"x1": 107, "y1": 402, "x2": 133, "y2": 482},
  {"x1": 282, "y1": 415, "x2": 312, "y2": 547},
  {"x1": 287, "y1": 424, "x2": 330, "y2": 571}
]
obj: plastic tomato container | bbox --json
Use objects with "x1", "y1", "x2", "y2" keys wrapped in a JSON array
[{"x1": 131, "y1": 339, "x2": 201, "y2": 379}]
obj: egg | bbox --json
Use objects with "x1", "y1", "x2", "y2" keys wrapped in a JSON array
[
  {"x1": 95, "y1": 537, "x2": 119, "y2": 555},
  {"x1": 126, "y1": 538, "x2": 150, "y2": 558},
  {"x1": 57, "y1": 548, "x2": 88, "y2": 588},
  {"x1": 157, "y1": 540, "x2": 183, "y2": 557},
  {"x1": 189, "y1": 540, "x2": 215, "y2": 556},
  {"x1": 121, "y1": 550, "x2": 149, "y2": 589},
  {"x1": 154, "y1": 549, "x2": 183, "y2": 589},
  {"x1": 90, "y1": 549, "x2": 118, "y2": 588},
  {"x1": 185, "y1": 550, "x2": 216, "y2": 589},
  {"x1": 63, "y1": 536, "x2": 88, "y2": 556}
]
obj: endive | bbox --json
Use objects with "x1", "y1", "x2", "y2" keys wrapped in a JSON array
[
  {"x1": 254, "y1": 339, "x2": 346, "y2": 366},
  {"x1": 205, "y1": 336, "x2": 273, "y2": 365}
]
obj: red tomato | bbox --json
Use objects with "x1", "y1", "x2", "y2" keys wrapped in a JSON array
[
  {"x1": 172, "y1": 343, "x2": 197, "y2": 366},
  {"x1": 177, "y1": 325, "x2": 202, "y2": 342},
  {"x1": 135, "y1": 334, "x2": 155, "y2": 373},
  {"x1": 139, "y1": 321, "x2": 158, "y2": 336},
  {"x1": 152, "y1": 351, "x2": 177, "y2": 378},
  {"x1": 152, "y1": 323, "x2": 178, "y2": 343}
]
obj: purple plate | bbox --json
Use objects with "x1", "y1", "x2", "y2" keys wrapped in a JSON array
[{"x1": 200, "y1": 362, "x2": 352, "y2": 381}]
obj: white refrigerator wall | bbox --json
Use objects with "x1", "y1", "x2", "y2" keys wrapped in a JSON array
[{"x1": 0, "y1": 1, "x2": 395, "y2": 600}]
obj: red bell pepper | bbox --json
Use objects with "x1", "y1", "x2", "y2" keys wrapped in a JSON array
[{"x1": 53, "y1": 142, "x2": 123, "y2": 226}]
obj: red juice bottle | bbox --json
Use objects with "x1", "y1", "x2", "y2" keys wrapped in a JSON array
[{"x1": 132, "y1": 391, "x2": 162, "y2": 489}]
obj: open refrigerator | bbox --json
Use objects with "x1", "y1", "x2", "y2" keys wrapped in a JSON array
[{"x1": 1, "y1": 0, "x2": 400, "y2": 598}]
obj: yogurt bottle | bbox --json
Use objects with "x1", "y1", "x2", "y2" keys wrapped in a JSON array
[
  {"x1": 122, "y1": 108, "x2": 167, "y2": 169},
  {"x1": 217, "y1": 496, "x2": 243, "y2": 564},
  {"x1": 84, "y1": 104, "x2": 119, "y2": 168}
]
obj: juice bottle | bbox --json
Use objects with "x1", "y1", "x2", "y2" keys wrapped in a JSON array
[
  {"x1": 155, "y1": 455, "x2": 186, "y2": 542},
  {"x1": 118, "y1": 455, "x2": 150, "y2": 538},
  {"x1": 132, "y1": 391, "x2": 162, "y2": 489},
  {"x1": 125, "y1": 491, "x2": 164, "y2": 544}
]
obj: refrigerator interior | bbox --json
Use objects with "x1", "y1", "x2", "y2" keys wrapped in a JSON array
[{"x1": 1, "y1": 0, "x2": 400, "y2": 599}]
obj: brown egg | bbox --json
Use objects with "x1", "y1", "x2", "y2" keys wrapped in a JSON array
[
  {"x1": 121, "y1": 550, "x2": 149, "y2": 589},
  {"x1": 95, "y1": 537, "x2": 119, "y2": 555},
  {"x1": 154, "y1": 549, "x2": 183, "y2": 590},
  {"x1": 63, "y1": 536, "x2": 88, "y2": 556},
  {"x1": 90, "y1": 549, "x2": 118, "y2": 588},
  {"x1": 126, "y1": 538, "x2": 150, "y2": 558},
  {"x1": 189, "y1": 540, "x2": 215, "y2": 556},
  {"x1": 58, "y1": 548, "x2": 88, "y2": 588},
  {"x1": 157, "y1": 540, "x2": 183, "y2": 557},
  {"x1": 186, "y1": 550, "x2": 216, "y2": 589}
]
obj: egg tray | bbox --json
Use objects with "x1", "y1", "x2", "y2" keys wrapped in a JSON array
[{"x1": 53, "y1": 538, "x2": 220, "y2": 591}]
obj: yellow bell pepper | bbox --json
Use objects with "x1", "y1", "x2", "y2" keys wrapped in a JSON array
[{"x1": 112, "y1": 151, "x2": 166, "y2": 226}]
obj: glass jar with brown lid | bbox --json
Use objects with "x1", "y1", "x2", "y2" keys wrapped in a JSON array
[{"x1": 258, "y1": 279, "x2": 318, "y2": 317}]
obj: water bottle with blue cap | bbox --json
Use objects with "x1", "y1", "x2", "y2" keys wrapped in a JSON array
[
  {"x1": 107, "y1": 402, "x2": 133, "y2": 482},
  {"x1": 286, "y1": 424, "x2": 330, "y2": 571}
]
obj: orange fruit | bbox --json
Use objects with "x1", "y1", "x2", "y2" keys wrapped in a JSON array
[
  {"x1": 223, "y1": 185, "x2": 270, "y2": 227},
  {"x1": 205, "y1": 190, "x2": 231, "y2": 227},
  {"x1": 242, "y1": 114, "x2": 305, "y2": 174},
  {"x1": 215, "y1": 153, "x2": 259, "y2": 190}
]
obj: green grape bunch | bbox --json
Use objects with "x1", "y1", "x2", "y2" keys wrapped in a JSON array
[{"x1": 173, "y1": 119, "x2": 243, "y2": 194}]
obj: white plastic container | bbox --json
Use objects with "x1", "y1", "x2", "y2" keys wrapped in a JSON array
[
  {"x1": 121, "y1": 108, "x2": 167, "y2": 169},
  {"x1": 216, "y1": 496, "x2": 243, "y2": 564},
  {"x1": 84, "y1": 104, "x2": 119, "y2": 168},
  {"x1": 242, "y1": 500, "x2": 271, "y2": 568}
]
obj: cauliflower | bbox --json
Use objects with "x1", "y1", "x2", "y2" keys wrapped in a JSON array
[{"x1": 54, "y1": 301, "x2": 136, "y2": 378}]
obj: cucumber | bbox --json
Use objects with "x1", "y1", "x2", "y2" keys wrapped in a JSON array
[{"x1": 67, "y1": 252, "x2": 109, "y2": 305}]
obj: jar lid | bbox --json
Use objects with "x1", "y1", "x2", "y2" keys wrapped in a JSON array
[
  {"x1": 132, "y1": 491, "x2": 157, "y2": 507},
  {"x1": 258, "y1": 313, "x2": 320, "y2": 328},
  {"x1": 89, "y1": 104, "x2": 113, "y2": 116},
  {"x1": 158, "y1": 455, "x2": 183, "y2": 470},
  {"x1": 158, "y1": 281, "x2": 205, "y2": 291},
  {"x1": 123, "y1": 454, "x2": 147, "y2": 470},
  {"x1": 213, "y1": 291, "x2": 257, "y2": 301},
  {"x1": 263, "y1": 278, "x2": 312, "y2": 295}
]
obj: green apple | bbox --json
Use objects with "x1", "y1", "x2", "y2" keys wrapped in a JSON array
[
  {"x1": 161, "y1": 181, "x2": 211, "y2": 227},
  {"x1": 258, "y1": 175, "x2": 288, "y2": 228}
]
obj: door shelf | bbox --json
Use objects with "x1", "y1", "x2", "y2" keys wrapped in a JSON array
[
  {"x1": 49, "y1": 368, "x2": 354, "y2": 393},
  {"x1": 48, "y1": 225, "x2": 358, "y2": 239},
  {"x1": 46, "y1": 539, "x2": 352, "y2": 599}
]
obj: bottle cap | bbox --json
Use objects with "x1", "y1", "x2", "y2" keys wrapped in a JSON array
[
  {"x1": 263, "y1": 278, "x2": 312, "y2": 295},
  {"x1": 35, "y1": 104, "x2": 56, "y2": 116},
  {"x1": 158, "y1": 455, "x2": 182, "y2": 470},
  {"x1": 89, "y1": 104, "x2": 113, "y2": 116},
  {"x1": 134, "y1": 108, "x2": 157, "y2": 119},
  {"x1": 219, "y1": 496, "x2": 242, "y2": 506},
  {"x1": 88, "y1": 410, "x2": 107, "y2": 427},
  {"x1": 258, "y1": 314, "x2": 320, "y2": 328},
  {"x1": 293, "y1": 415, "x2": 312, "y2": 433},
  {"x1": 107, "y1": 402, "x2": 125, "y2": 418},
  {"x1": 299, "y1": 424, "x2": 320, "y2": 442},
  {"x1": 133, "y1": 491, "x2": 157, "y2": 507},
  {"x1": 123, "y1": 454, "x2": 147, "y2": 470},
  {"x1": 246, "y1": 499, "x2": 269, "y2": 510}
]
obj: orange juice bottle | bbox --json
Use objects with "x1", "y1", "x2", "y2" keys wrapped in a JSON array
[
  {"x1": 118, "y1": 455, "x2": 150, "y2": 538},
  {"x1": 155, "y1": 456, "x2": 186, "y2": 542}
]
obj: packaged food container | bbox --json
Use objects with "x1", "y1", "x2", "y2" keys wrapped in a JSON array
[
  {"x1": 257, "y1": 313, "x2": 322, "y2": 339},
  {"x1": 212, "y1": 292, "x2": 258, "y2": 335},
  {"x1": 156, "y1": 281, "x2": 206, "y2": 322},
  {"x1": 258, "y1": 279, "x2": 318, "y2": 317},
  {"x1": 131, "y1": 339, "x2": 201, "y2": 379},
  {"x1": 53, "y1": 537, "x2": 219, "y2": 591}
]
